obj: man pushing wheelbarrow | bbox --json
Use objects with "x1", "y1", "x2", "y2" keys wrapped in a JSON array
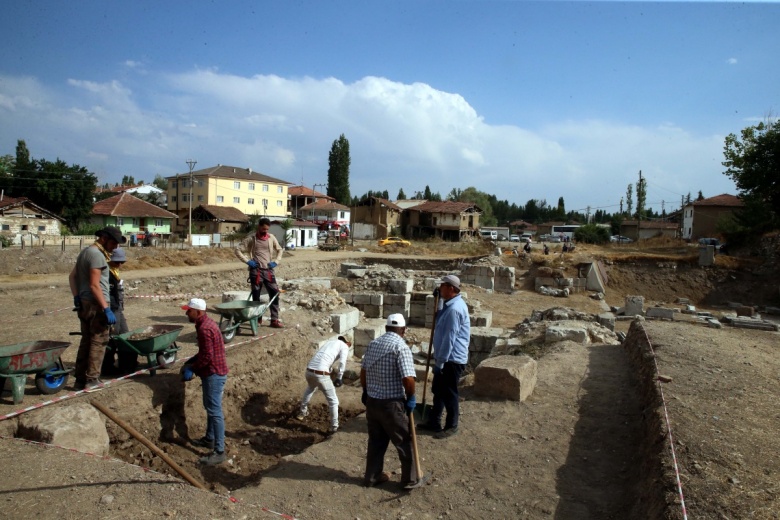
[{"x1": 234, "y1": 217, "x2": 284, "y2": 328}]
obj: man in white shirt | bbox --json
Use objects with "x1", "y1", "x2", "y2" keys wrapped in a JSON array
[{"x1": 296, "y1": 336, "x2": 351, "y2": 433}]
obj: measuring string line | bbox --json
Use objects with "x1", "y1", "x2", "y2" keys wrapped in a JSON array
[{"x1": 641, "y1": 326, "x2": 688, "y2": 520}]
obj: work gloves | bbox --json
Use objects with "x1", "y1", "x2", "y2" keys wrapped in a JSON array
[
  {"x1": 104, "y1": 307, "x2": 117, "y2": 325},
  {"x1": 268, "y1": 261, "x2": 277, "y2": 269},
  {"x1": 182, "y1": 366, "x2": 194, "y2": 382},
  {"x1": 405, "y1": 395, "x2": 417, "y2": 416},
  {"x1": 73, "y1": 295, "x2": 81, "y2": 311},
  {"x1": 246, "y1": 260, "x2": 259, "y2": 269},
  {"x1": 333, "y1": 378, "x2": 343, "y2": 388},
  {"x1": 361, "y1": 388, "x2": 368, "y2": 405}
]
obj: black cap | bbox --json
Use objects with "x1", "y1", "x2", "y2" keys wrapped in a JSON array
[{"x1": 96, "y1": 226, "x2": 127, "y2": 244}]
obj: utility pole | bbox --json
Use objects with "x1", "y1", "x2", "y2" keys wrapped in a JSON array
[
  {"x1": 637, "y1": 170, "x2": 643, "y2": 243},
  {"x1": 186, "y1": 159, "x2": 197, "y2": 246},
  {"x1": 586, "y1": 206, "x2": 591, "y2": 224},
  {"x1": 620, "y1": 197, "x2": 623, "y2": 215}
]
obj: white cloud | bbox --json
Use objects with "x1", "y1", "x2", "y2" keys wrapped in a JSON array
[
  {"x1": 0, "y1": 71, "x2": 736, "y2": 211},
  {"x1": 727, "y1": 58, "x2": 738, "y2": 65}
]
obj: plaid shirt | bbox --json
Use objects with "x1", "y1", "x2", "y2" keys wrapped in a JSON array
[
  {"x1": 190, "y1": 313, "x2": 228, "y2": 377},
  {"x1": 362, "y1": 332, "x2": 415, "y2": 400}
]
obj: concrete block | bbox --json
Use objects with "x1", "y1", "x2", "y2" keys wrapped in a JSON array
[
  {"x1": 736, "y1": 306, "x2": 756, "y2": 317},
  {"x1": 597, "y1": 312, "x2": 615, "y2": 331},
  {"x1": 388, "y1": 279, "x2": 413, "y2": 294},
  {"x1": 353, "y1": 319, "x2": 386, "y2": 357},
  {"x1": 698, "y1": 245, "x2": 715, "y2": 266},
  {"x1": 331, "y1": 307, "x2": 360, "y2": 334},
  {"x1": 470, "y1": 311, "x2": 493, "y2": 328},
  {"x1": 370, "y1": 293, "x2": 384, "y2": 305},
  {"x1": 646, "y1": 307, "x2": 676, "y2": 320},
  {"x1": 353, "y1": 293, "x2": 372, "y2": 305},
  {"x1": 340, "y1": 263, "x2": 364, "y2": 275},
  {"x1": 624, "y1": 295, "x2": 645, "y2": 317},
  {"x1": 474, "y1": 355, "x2": 537, "y2": 401},
  {"x1": 361, "y1": 304, "x2": 383, "y2": 319}
]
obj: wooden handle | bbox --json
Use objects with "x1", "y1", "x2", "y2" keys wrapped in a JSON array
[
  {"x1": 409, "y1": 412, "x2": 423, "y2": 480},
  {"x1": 421, "y1": 294, "x2": 439, "y2": 405}
]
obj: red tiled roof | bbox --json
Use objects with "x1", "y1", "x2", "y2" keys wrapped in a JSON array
[
  {"x1": 165, "y1": 165, "x2": 293, "y2": 185},
  {"x1": 408, "y1": 200, "x2": 482, "y2": 214},
  {"x1": 691, "y1": 193, "x2": 743, "y2": 207},
  {"x1": 300, "y1": 200, "x2": 350, "y2": 211},
  {"x1": 0, "y1": 195, "x2": 24, "y2": 209},
  {"x1": 288, "y1": 185, "x2": 332, "y2": 199},
  {"x1": 93, "y1": 192, "x2": 177, "y2": 218},
  {"x1": 355, "y1": 197, "x2": 402, "y2": 211},
  {"x1": 197, "y1": 205, "x2": 248, "y2": 222}
]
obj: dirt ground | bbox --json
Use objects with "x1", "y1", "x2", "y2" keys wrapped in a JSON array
[{"x1": 0, "y1": 240, "x2": 778, "y2": 519}]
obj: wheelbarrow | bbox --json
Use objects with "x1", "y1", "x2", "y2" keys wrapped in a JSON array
[
  {"x1": 109, "y1": 324, "x2": 183, "y2": 376},
  {"x1": 0, "y1": 340, "x2": 72, "y2": 404},
  {"x1": 213, "y1": 293, "x2": 277, "y2": 343}
]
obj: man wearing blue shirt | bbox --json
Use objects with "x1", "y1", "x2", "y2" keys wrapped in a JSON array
[{"x1": 419, "y1": 274, "x2": 470, "y2": 439}]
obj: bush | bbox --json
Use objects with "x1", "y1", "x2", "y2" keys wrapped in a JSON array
[
  {"x1": 574, "y1": 224, "x2": 611, "y2": 244},
  {"x1": 74, "y1": 223, "x2": 102, "y2": 236},
  {"x1": 0, "y1": 235, "x2": 12, "y2": 248}
]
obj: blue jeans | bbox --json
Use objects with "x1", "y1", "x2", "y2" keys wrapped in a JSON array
[{"x1": 201, "y1": 374, "x2": 227, "y2": 452}]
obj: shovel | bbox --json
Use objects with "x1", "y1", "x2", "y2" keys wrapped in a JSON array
[
  {"x1": 403, "y1": 412, "x2": 430, "y2": 490},
  {"x1": 414, "y1": 289, "x2": 439, "y2": 423}
]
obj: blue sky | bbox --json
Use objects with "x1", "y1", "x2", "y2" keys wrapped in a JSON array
[{"x1": 1, "y1": 1, "x2": 777, "y2": 215}]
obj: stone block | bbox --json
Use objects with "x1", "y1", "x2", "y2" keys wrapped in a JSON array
[
  {"x1": 469, "y1": 327, "x2": 503, "y2": 354},
  {"x1": 340, "y1": 263, "x2": 364, "y2": 276},
  {"x1": 474, "y1": 355, "x2": 537, "y2": 401},
  {"x1": 646, "y1": 307, "x2": 676, "y2": 320},
  {"x1": 597, "y1": 312, "x2": 615, "y2": 331},
  {"x1": 18, "y1": 402, "x2": 110, "y2": 456},
  {"x1": 353, "y1": 293, "x2": 372, "y2": 305},
  {"x1": 624, "y1": 295, "x2": 645, "y2": 317},
  {"x1": 347, "y1": 269, "x2": 366, "y2": 279},
  {"x1": 383, "y1": 293, "x2": 410, "y2": 319},
  {"x1": 331, "y1": 307, "x2": 360, "y2": 333},
  {"x1": 698, "y1": 245, "x2": 715, "y2": 266},
  {"x1": 470, "y1": 311, "x2": 493, "y2": 328},
  {"x1": 360, "y1": 304, "x2": 383, "y2": 319},
  {"x1": 353, "y1": 319, "x2": 386, "y2": 356},
  {"x1": 545, "y1": 325, "x2": 589, "y2": 344},
  {"x1": 736, "y1": 306, "x2": 756, "y2": 317},
  {"x1": 388, "y1": 279, "x2": 413, "y2": 294}
]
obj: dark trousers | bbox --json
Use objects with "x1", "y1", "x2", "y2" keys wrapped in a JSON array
[
  {"x1": 75, "y1": 300, "x2": 110, "y2": 382},
  {"x1": 249, "y1": 267, "x2": 280, "y2": 320},
  {"x1": 430, "y1": 362, "x2": 465, "y2": 430},
  {"x1": 365, "y1": 398, "x2": 417, "y2": 484}
]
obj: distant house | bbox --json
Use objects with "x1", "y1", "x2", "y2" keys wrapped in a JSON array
[
  {"x1": 404, "y1": 201, "x2": 482, "y2": 241},
  {"x1": 165, "y1": 165, "x2": 294, "y2": 234},
  {"x1": 508, "y1": 220, "x2": 538, "y2": 235},
  {"x1": 299, "y1": 200, "x2": 351, "y2": 231},
  {"x1": 619, "y1": 220, "x2": 679, "y2": 241},
  {"x1": 190, "y1": 205, "x2": 249, "y2": 236},
  {"x1": 92, "y1": 192, "x2": 177, "y2": 240},
  {"x1": 287, "y1": 186, "x2": 333, "y2": 220},
  {"x1": 393, "y1": 199, "x2": 428, "y2": 210},
  {"x1": 352, "y1": 197, "x2": 403, "y2": 239},
  {"x1": 0, "y1": 196, "x2": 64, "y2": 243},
  {"x1": 682, "y1": 194, "x2": 743, "y2": 240},
  {"x1": 270, "y1": 219, "x2": 319, "y2": 249}
]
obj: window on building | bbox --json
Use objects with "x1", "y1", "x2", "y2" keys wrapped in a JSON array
[
  {"x1": 249, "y1": 183, "x2": 255, "y2": 191},
  {"x1": 21, "y1": 225, "x2": 28, "y2": 230},
  {"x1": 248, "y1": 198, "x2": 255, "y2": 205},
  {"x1": 117, "y1": 217, "x2": 124, "y2": 226},
  {"x1": 262, "y1": 185, "x2": 269, "y2": 192},
  {"x1": 262, "y1": 199, "x2": 268, "y2": 208},
  {"x1": 132, "y1": 218, "x2": 138, "y2": 226},
  {"x1": 198, "y1": 195, "x2": 204, "y2": 202},
  {"x1": 234, "y1": 181, "x2": 241, "y2": 189},
  {"x1": 1, "y1": 224, "x2": 9, "y2": 231},
  {"x1": 277, "y1": 200, "x2": 283, "y2": 207},
  {"x1": 182, "y1": 194, "x2": 188, "y2": 202},
  {"x1": 38, "y1": 225, "x2": 46, "y2": 231},
  {"x1": 277, "y1": 186, "x2": 283, "y2": 193},
  {"x1": 233, "y1": 197, "x2": 240, "y2": 203},
  {"x1": 339, "y1": 211, "x2": 345, "y2": 218},
  {"x1": 171, "y1": 180, "x2": 178, "y2": 188},
  {"x1": 182, "y1": 179, "x2": 189, "y2": 188},
  {"x1": 217, "y1": 195, "x2": 224, "y2": 203},
  {"x1": 171, "y1": 195, "x2": 177, "y2": 202},
  {"x1": 198, "y1": 180, "x2": 204, "y2": 187},
  {"x1": 155, "y1": 219, "x2": 163, "y2": 227}
]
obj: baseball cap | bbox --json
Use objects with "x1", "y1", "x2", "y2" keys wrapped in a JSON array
[
  {"x1": 181, "y1": 298, "x2": 207, "y2": 311},
  {"x1": 110, "y1": 247, "x2": 126, "y2": 263},
  {"x1": 440, "y1": 274, "x2": 461, "y2": 289},
  {"x1": 96, "y1": 226, "x2": 127, "y2": 244},
  {"x1": 386, "y1": 313, "x2": 406, "y2": 327}
]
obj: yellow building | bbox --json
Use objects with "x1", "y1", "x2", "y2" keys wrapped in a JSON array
[{"x1": 166, "y1": 164, "x2": 293, "y2": 234}]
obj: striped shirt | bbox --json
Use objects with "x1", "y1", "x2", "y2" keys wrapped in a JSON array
[{"x1": 362, "y1": 332, "x2": 415, "y2": 400}]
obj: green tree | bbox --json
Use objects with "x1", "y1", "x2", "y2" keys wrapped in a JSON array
[
  {"x1": 625, "y1": 184, "x2": 634, "y2": 217},
  {"x1": 723, "y1": 120, "x2": 780, "y2": 230},
  {"x1": 696, "y1": 190, "x2": 705, "y2": 201},
  {"x1": 574, "y1": 223, "x2": 611, "y2": 244},
  {"x1": 447, "y1": 187, "x2": 463, "y2": 201},
  {"x1": 555, "y1": 197, "x2": 566, "y2": 219},
  {"x1": 397, "y1": 188, "x2": 406, "y2": 200},
  {"x1": 7, "y1": 140, "x2": 97, "y2": 230},
  {"x1": 121, "y1": 175, "x2": 136, "y2": 185},
  {"x1": 152, "y1": 174, "x2": 168, "y2": 191},
  {"x1": 460, "y1": 187, "x2": 496, "y2": 226},
  {"x1": 635, "y1": 171, "x2": 647, "y2": 219},
  {"x1": 0, "y1": 154, "x2": 14, "y2": 177},
  {"x1": 327, "y1": 134, "x2": 351, "y2": 205}
]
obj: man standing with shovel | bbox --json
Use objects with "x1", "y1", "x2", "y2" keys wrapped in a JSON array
[
  {"x1": 418, "y1": 274, "x2": 470, "y2": 439},
  {"x1": 360, "y1": 314, "x2": 423, "y2": 489}
]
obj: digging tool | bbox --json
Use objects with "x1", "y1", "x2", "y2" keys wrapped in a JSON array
[
  {"x1": 415, "y1": 288, "x2": 439, "y2": 423},
  {"x1": 404, "y1": 412, "x2": 430, "y2": 490},
  {"x1": 91, "y1": 400, "x2": 207, "y2": 491}
]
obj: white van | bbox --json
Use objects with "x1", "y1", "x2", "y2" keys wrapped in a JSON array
[{"x1": 480, "y1": 229, "x2": 498, "y2": 241}]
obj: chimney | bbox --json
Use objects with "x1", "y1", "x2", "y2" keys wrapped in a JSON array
[{"x1": 248, "y1": 168, "x2": 253, "y2": 174}]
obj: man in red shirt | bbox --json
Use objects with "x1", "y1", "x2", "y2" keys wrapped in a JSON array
[{"x1": 181, "y1": 298, "x2": 229, "y2": 465}]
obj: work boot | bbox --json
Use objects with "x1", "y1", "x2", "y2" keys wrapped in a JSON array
[
  {"x1": 191, "y1": 436, "x2": 215, "y2": 450},
  {"x1": 199, "y1": 450, "x2": 226, "y2": 466},
  {"x1": 295, "y1": 408, "x2": 308, "y2": 421},
  {"x1": 328, "y1": 424, "x2": 338, "y2": 434},
  {"x1": 434, "y1": 427, "x2": 459, "y2": 439},
  {"x1": 363, "y1": 471, "x2": 390, "y2": 487},
  {"x1": 270, "y1": 319, "x2": 284, "y2": 329}
]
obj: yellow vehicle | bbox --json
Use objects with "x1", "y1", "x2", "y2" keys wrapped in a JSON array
[{"x1": 378, "y1": 237, "x2": 411, "y2": 247}]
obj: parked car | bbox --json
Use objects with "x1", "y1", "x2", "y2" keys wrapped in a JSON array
[
  {"x1": 519, "y1": 236, "x2": 532, "y2": 243},
  {"x1": 610, "y1": 235, "x2": 633, "y2": 243},
  {"x1": 510, "y1": 235, "x2": 520, "y2": 242},
  {"x1": 497, "y1": 234, "x2": 507, "y2": 241},
  {"x1": 547, "y1": 236, "x2": 562, "y2": 243},
  {"x1": 698, "y1": 237, "x2": 720, "y2": 247},
  {"x1": 317, "y1": 231, "x2": 328, "y2": 239},
  {"x1": 378, "y1": 237, "x2": 411, "y2": 247}
]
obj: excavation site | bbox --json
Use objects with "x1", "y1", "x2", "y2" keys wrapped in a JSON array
[{"x1": 0, "y1": 239, "x2": 779, "y2": 520}]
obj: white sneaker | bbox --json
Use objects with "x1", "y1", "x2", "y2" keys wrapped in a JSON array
[
  {"x1": 328, "y1": 425, "x2": 338, "y2": 434},
  {"x1": 296, "y1": 409, "x2": 308, "y2": 420}
]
